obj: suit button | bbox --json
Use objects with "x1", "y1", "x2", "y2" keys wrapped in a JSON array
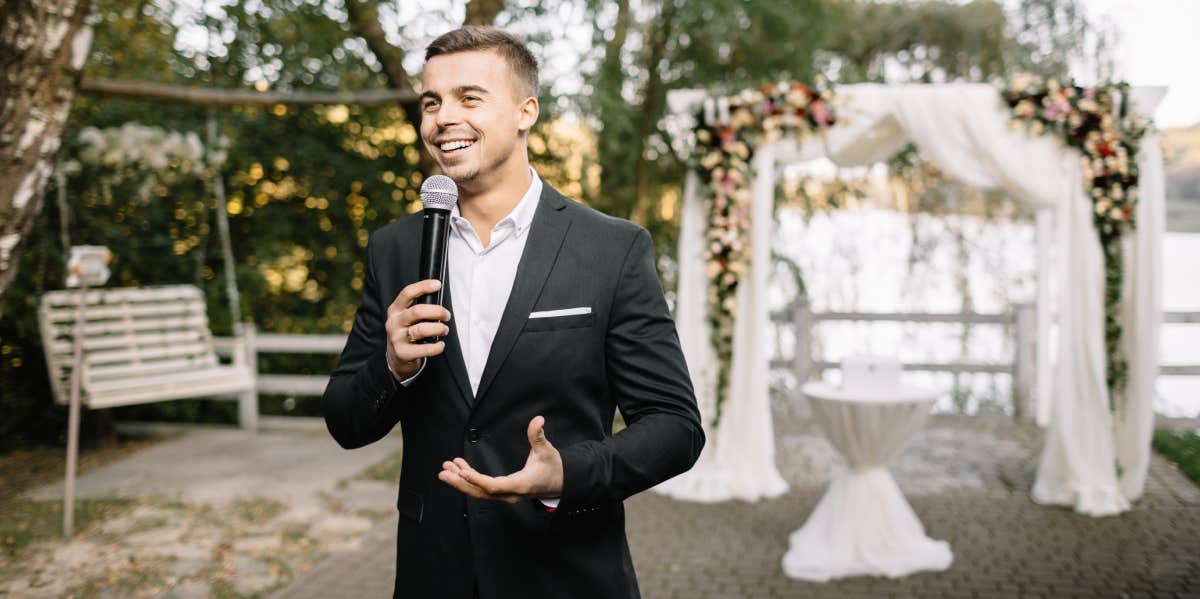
[{"x1": 467, "y1": 428, "x2": 481, "y2": 443}]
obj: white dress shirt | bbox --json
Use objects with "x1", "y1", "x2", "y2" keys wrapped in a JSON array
[{"x1": 395, "y1": 167, "x2": 558, "y2": 508}]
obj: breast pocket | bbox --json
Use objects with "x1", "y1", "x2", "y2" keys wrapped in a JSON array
[{"x1": 523, "y1": 309, "x2": 594, "y2": 332}]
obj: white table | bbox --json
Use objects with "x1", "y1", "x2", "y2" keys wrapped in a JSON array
[{"x1": 781, "y1": 382, "x2": 953, "y2": 582}]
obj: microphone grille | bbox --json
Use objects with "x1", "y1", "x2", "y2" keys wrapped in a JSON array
[{"x1": 420, "y1": 174, "x2": 458, "y2": 210}]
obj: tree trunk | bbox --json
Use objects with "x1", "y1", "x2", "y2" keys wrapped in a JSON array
[
  {"x1": 592, "y1": 0, "x2": 633, "y2": 218},
  {"x1": 0, "y1": 0, "x2": 97, "y2": 317},
  {"x1": 629, "y1": 0, "x2": 678, "y2": 225}
]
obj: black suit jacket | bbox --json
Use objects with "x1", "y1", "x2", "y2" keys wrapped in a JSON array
[{"x1": 322, "y1": 181, "x2": 704, "y2": 599}]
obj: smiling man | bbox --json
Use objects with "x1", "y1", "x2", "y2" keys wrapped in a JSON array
[{"x1": 321, "y1": 26, "x2": 703, "y2": 599}]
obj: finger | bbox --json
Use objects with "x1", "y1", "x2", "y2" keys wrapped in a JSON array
[
  {"x1": 390, "y1": 279, "x2": 442, "y2": 313},
  {"x1": 406, "y1": 321, "x2": 451, "y2": 343},
  {"x1": 527, "y1": 415, "x2": 547, "y2": 449},
  {"x1": 458, "y1": 463, "x2": 526, "y2": 497},
  {"x1": 438, "y1": 469, "x2": 490, "y2": 499},
  {"x1": 399, "y1": 303, "x2": 453, "y2": 327},
  {"x1": 393, "y1": 341, "x2": 445, "y2": 362}
]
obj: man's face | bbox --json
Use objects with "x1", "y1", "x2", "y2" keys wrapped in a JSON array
[{"x1": 419, "y1": 50, "x2": 536, "y2": 188}]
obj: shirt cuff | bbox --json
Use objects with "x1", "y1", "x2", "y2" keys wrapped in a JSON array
[
  {"x1": 388, "y1": 357, "x2": 426, "y2": 387},
  {"x1": 539, "y1": 497, "x2": 560, "y2": 509}
]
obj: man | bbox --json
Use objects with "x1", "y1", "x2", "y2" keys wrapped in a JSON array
[{"x1": 322, "y1": 26, "x2": 703, "y2": 599}]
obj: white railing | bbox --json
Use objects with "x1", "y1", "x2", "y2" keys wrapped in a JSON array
[
  {"x1": 214, "y1": 306, "x2": 1200, "y2": 423},
  {"x1": 768, "y1": 300, "x2": 1039, "y2": 419}
]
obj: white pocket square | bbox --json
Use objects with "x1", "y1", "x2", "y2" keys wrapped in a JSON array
[{"x1": 529, "y1": 307, "x2": 592, "y2": 319}]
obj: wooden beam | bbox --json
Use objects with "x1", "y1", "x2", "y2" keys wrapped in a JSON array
[{"x1": 78, "y1": 77, "x2": 419, "y2": 107}]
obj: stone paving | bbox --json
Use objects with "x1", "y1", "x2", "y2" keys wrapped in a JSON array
[{"x1": 271, "y1": 413, "x2": 1200, "y2": 599}]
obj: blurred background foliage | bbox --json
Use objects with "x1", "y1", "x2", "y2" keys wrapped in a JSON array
[{"x1": 0, "y1": 0, "x2": 1107, "y2": 451}]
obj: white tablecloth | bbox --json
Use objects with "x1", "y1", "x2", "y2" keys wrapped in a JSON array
[{"x1": 782, "y1": 382, "x2": 953, "y2": 581}]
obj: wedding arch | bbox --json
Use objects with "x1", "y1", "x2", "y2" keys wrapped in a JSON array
[{"x1": 656, "y1": 79, "x2": 1166, "y2": 517}]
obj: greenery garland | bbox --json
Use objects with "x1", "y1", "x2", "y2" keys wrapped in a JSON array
[
  {"x1": 691, "y1": 78, "x2": 837, "y2": 421},
  {"x1": 1001, "y1": 74, "x2": 1150, "y2": 407}
]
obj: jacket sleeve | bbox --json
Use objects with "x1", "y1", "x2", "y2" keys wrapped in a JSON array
[
  {"x1": 556, "y1": 227, "x2": 705, "y2": 511},
  {"x1": 322, "y1": 232, "x2": 408, "y2": 449}
]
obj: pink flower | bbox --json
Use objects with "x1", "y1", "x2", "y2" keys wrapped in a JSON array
[{"x1": 811, "y1": 101, "x2": 832, "y2": 127}]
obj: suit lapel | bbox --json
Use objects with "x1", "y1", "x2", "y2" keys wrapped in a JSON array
[
  {"x1": 440, "y1": 277, "x2": 475, "y2": 408},
  {"x1": 472, "y1": 183, "x2": 571, "y2": 406}
]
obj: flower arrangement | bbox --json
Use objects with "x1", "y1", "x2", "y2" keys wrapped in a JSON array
[
  {"x1": 1002, "y1": 74, "x2": 1150, "y2": 403},
  {"x1": 72, "y1": 123, "x2": 227, "y2": 201},
  {"x1": 691, "y1": 78, "x2": 837, "y2": 420}
]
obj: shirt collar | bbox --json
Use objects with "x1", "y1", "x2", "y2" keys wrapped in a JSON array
[{"x1": 450, "y1": 166, "x2": 542, "y2": 235}]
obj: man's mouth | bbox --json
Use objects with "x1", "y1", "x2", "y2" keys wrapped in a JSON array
[{"x1": 438, "y1": 139, "x2": 476, "y2": 154}]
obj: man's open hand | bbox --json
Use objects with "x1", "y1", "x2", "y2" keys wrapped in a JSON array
[{"x1": 438, "y1": 416, "x2": 564, "y2": 503}]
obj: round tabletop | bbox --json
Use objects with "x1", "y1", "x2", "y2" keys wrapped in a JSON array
[{"x1": 802, "y1": 381, "x2": 939, "y2": 404}]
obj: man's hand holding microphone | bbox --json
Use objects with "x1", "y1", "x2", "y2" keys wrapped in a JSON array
[{"x1": 384, "y1": 279, "x2": 451, "y2": 380}]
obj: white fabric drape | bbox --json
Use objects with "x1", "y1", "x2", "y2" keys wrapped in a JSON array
[
  {"x1": 662, "y1": 83, "x2": 1164, "y2": 516},
  {"x1": 656, "y1": 149, "x2": 789, "y2": 503}
]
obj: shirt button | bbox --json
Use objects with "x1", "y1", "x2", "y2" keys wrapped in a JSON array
[{"x1": 467, "y1": 428, "x2": 482, "y2": 443}]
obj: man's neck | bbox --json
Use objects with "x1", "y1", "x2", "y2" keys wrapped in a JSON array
[{"x1": 457, "y1": 159, "x2": 533, "y2": 245}]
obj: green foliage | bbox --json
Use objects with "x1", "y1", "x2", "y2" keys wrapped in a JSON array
[{"x1": 1152, "y1": 429, "x2": 1200, "y2": 487}]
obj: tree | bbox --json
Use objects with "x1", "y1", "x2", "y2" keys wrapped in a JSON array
[{"x1": 0, "y1": 0, "x2": 98, "y2": 316}]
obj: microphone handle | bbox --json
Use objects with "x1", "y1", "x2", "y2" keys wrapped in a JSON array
[{"x1": 416, "y1": 207, "x2": 451, "y2": 344}]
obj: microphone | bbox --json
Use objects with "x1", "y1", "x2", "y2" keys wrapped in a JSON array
[{"x1": 416, "y1": 174, "x2": 458, "y2": 343}]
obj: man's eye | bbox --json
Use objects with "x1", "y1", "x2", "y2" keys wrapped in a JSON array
[
  {"x1": 463, "y1": 96, "x2": 480, "y2": 103},
  {"x1": 422, "y1": 101, "x2": 438, "y2": 111}
]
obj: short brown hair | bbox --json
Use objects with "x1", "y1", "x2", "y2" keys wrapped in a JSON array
[{"x1": 425, "y1": 26, "x2": 539, "y2": 99}]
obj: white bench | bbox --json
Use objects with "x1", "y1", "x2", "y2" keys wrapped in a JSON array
[{"x1": 38, "y1": 285, "x2": 256, "y2": 424}]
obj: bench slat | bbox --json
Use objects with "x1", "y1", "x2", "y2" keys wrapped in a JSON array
[
  {"x1": 41, "y1": 286, "x2": 202, "y2": 307},
  {"x1": 47, "y1": 330, "x2": 207, "y2": 355},
  {"x1": 43, "y1": 315, "x2": 210, "y2": 341},
  {"x1": 86, "y1": 356, "x2": 219, "y2": 383},
  {"x1": 85, "y1": 367, "x2": 255, "y2": 409},
  {"x1": 41, "y1": 299, "x2": 206, "y2": 323},
  {"x1": 83, "y1": 342, "x2": 214, "y2": 368}
]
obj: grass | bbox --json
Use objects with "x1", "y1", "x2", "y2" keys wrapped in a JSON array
[
  {"x1": 1153, "y1": 429, "x2": 1200, "y2": 486},
  {"x1": 0, "y1": 497, "x2": 137, "y2": 556}
]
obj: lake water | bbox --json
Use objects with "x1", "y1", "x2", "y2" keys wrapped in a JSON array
[{"x1": 768, "y1": 208, "x2": 1199, "y2": 418}]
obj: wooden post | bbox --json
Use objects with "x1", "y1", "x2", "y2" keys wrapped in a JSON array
[
  {"x1": 207, "y1": 111, "x2": 243, "y2": 338},
  {"x1": 1012, "y1": 302, "x2": 1036, "y2": 422},
  {"x1": 63, "y1": 281, "x2": 87, "y2": 538},
  {"x1": 238, "y1": 322, "x2": 259, "y2": 431},
  {"x1": 793, "y1": 296, "x2": 812, "y2": 395}
]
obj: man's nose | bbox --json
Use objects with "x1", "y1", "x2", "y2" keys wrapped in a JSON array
[{"x1": 435, "y1": 102, "x2": 461, "y2": 128}]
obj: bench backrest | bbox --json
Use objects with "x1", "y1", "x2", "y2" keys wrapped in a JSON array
[{"x1": 38, "y1": 285, "x2": 220, "y2": 404}]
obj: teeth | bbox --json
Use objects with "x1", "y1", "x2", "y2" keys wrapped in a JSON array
[{"x1": 439, "y1": 140, "x2": 474, "y2": 151}]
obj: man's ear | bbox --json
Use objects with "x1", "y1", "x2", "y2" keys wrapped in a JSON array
[{"x1": 517, "y1": 95, "x2": 539, "y2": 136}]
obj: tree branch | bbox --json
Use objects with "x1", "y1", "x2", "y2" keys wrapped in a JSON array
[
  {"x1": 465, "y1": 0, "x2": 505, "y2": 26},
  {"x1": 342, "y1": 0, "x2": 412, "y2": 91},
  {"x1": 78, "y1": 77, "x2": 418, "y2": 107}
]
